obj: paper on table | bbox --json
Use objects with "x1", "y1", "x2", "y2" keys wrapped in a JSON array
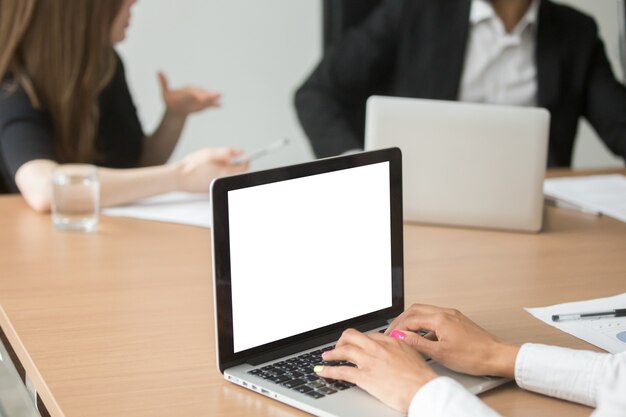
[
  {"x1": 525, "y1": 292, "x2": 626, "y2": 354},
  {"x1": 544, "y1": 174, "x2": 626, "y2": 223},
  {"x1": 102, "y1": 192, "x2": 212, "y2": 228}
]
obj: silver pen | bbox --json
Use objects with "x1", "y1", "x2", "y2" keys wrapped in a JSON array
[{"x1": 551, "y1": 308, "x2": 626, "y2": 322}]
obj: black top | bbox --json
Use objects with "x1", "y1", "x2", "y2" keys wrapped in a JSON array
[
  {"x1": 0, "y1": 52, "x2": 144, "y2": 193},
  {"x1": 295, "y1": 0, "x2": 626, "y2": 167}
]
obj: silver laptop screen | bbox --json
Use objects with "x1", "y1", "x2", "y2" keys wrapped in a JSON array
[{"x1": 227, "y1": 162, "x2": 393, "y2": 353}]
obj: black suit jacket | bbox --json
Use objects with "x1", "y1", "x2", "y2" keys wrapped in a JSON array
[{"x1": 295, "y1": 0, "x2": 626, "y2": 167}]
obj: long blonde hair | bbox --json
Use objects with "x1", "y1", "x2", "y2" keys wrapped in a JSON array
[{"x1": 0, "y1": 0, "x2": 123, "y2": 162}]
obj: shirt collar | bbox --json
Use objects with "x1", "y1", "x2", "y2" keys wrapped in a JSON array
[
  {"x1": 469, "y1": 0, "x2": 541, "y2": 32},
  {"x1": 469, "y1": 0, "x2": 496, "y2": 25}
]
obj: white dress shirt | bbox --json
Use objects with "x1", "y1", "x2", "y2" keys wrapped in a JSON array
[
  {"x1": 408, "y1": 343, "x2": 626, "y2": 417},
  {"x1": 459, "y1": 0, "x2": 540, "y2": 107},
  {"x1": 348, "y1": 0, "x2": 541, "y2": 155}
]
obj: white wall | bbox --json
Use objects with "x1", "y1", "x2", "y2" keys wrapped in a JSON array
[
  {"x1": 118, "y1": 1, "x2": 624, "y2": 170},
  {"x1": 117, "y1": 0, "x2": 321, "y2": 171}
]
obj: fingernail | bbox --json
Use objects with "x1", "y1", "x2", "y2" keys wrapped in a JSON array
[
  {"x1": 321, "y1": 350, "x2": 332, "y2": 358},
  {"x1": 313, "y1": 365, "x2": 324, "y2": 374},
  {"x1": 390, "y1": 330, "x2": 406, "y2": 340}
]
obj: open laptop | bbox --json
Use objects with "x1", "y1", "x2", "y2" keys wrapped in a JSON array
[
  {"x1": 365, "y1": 97, "x2": 550, "y2": 232},
  {"x1": 210, "y1": 149, "x2": 508, "y2": 417}
]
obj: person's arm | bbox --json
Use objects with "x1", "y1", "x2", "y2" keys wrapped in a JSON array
[
  {"x1": 15, "y1": 148, "x2": 246, "y2": 212},
  {"x1": 314, "y1": 327, "x2": 503, "y2": 417},
  {"x1": 315, "y1": 304, "x2": 517, "y2": 415},
  {"x1": 582, "y1": 21, "x2": 626, "y2": 162},
  {"x1": 1, "y1": 111, "x2": 57, "y2": 210},
  {"x1": 140, "y1": 72, "x2": 221, "y2": 166},
  {"x1": 294, "y1": 0, "x2": 406, "y2": 158},
  {"x1": 408, "y1": 377, "x2": 502, "y2": 417},
  {"x1": 409, "y1": 347, "x2": 624, "y2": 417},
  {"x1": 386, "y1": 304, "x2": 626, "y2": 410},
  {"x1": 515, "y1": 344, "x2": 625, "y2": 408},
  {"x1": 316, "y1": 303, "x2": 626, "y2": 416},
  {"x1": 591, "y1": 355, "x2": 626, "y2": 417},
  {"x1": 15, "y1": 159, "x2": 174, "y2": 212}
]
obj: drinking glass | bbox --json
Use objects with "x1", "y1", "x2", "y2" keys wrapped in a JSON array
[{"x1": 51, "y1": 164, "x2": 99, "y2": 231}]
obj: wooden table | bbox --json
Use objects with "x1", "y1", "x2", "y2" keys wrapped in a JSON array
[{"x1": 1, "y1": 172, "x2": 625, "y2": 417}]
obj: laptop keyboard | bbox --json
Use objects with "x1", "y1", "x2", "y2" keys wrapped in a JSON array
[
  {"x1": 245, "y1": 328, "x2": 431, "y2": 400},
  {"x1": 247, "y1": 345, "x2": 356, "y2": 399}
]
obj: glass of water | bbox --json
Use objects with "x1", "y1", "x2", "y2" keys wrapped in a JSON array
[{"x1": 51, "y1": 164, "x2": 100, "y2": 232}]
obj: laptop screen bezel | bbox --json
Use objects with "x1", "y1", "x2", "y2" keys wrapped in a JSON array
[{"x1": 211, "y1": 148, "x2": 404, "y2": 373}]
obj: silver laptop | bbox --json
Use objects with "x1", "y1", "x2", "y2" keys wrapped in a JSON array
[
  {"x1": 365, "y1": 96, "x2": 550, "y2": 232},
  {"x1": 210, "y1": 149, "x2": 508, "y2": 416}
]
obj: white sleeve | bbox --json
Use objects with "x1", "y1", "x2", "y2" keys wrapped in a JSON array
[
  {"x1": 590, "y1": 351, "x2": 626, "y2": 417},
  {"x1": 408, "y1": 376, "x2": 502, "y2": 417},
  {"x1": 408, "y1": 344, "x2": 626, "y2": 417},
  {"x1": 515, "y1": 343, "x2": 625, "y2": 408}
]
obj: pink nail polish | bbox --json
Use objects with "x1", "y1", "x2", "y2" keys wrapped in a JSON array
[
  {"x1": 322, "y1": 350, "x2": 332, "y2": 358},
  {"x1": 390, "y1": 330, "x2": 406, "y2": 340}
]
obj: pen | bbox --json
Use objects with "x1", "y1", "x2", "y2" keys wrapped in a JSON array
[
  {"x1": 544, "y1": 197, "x2": 601, "y2": 216},
  {"x1": 551, "y1": 308, "x2": 626, "y2": 322}
]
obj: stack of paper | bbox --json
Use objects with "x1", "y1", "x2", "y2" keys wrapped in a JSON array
[
  {"x1": 544, "y1": 174, "x2": 626, "y2": 223},
  {"x1": 102, "y1": 192, "x2": 212, "y2": 228}
]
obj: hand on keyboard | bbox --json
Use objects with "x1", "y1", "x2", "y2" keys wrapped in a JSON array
[
  {"x1": 385, "y1": 304, "x2": 519, "y2": 379},
  {"x1": 313, "y1": 328, "x2": 437, "y2": 413}
]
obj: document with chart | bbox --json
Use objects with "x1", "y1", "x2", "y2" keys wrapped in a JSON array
[{"x1": 526, "y1": 292, "x2": 626, "y2": 353}]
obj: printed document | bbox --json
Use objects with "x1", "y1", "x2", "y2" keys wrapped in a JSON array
[
  {"x1": 102, "y1": 192, "x2": 211, "y2": 228},
  {"x1": 526, "y1": 292, "x2": 626, "y2": 353},
  {"x1": 544, "y1": 174, "x2": 626, "y2": 223}
]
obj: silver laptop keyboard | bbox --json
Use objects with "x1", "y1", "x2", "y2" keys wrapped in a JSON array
[
  {"x1": 247, "y1": 345, "x2": 356, "y2": 399},
  {"x1": 244, "y1": 328, "x2": 431, "y2": 400}
]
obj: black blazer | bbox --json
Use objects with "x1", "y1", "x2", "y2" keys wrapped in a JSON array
[{"x1": 295, "y1": 0, "x2": 626, "y2": 167}]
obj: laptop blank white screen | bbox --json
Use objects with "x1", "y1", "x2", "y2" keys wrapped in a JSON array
[{"x1": 228, "y1": 162, "x2": 393, "y2": 353}]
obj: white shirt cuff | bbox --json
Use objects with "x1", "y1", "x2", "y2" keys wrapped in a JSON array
[
  {"x1": 514, "y1": 343, "x2": 608, "y2": 407},
  {"x1": 408, "y1": 376, "x2": 502, "y2": 417}
]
